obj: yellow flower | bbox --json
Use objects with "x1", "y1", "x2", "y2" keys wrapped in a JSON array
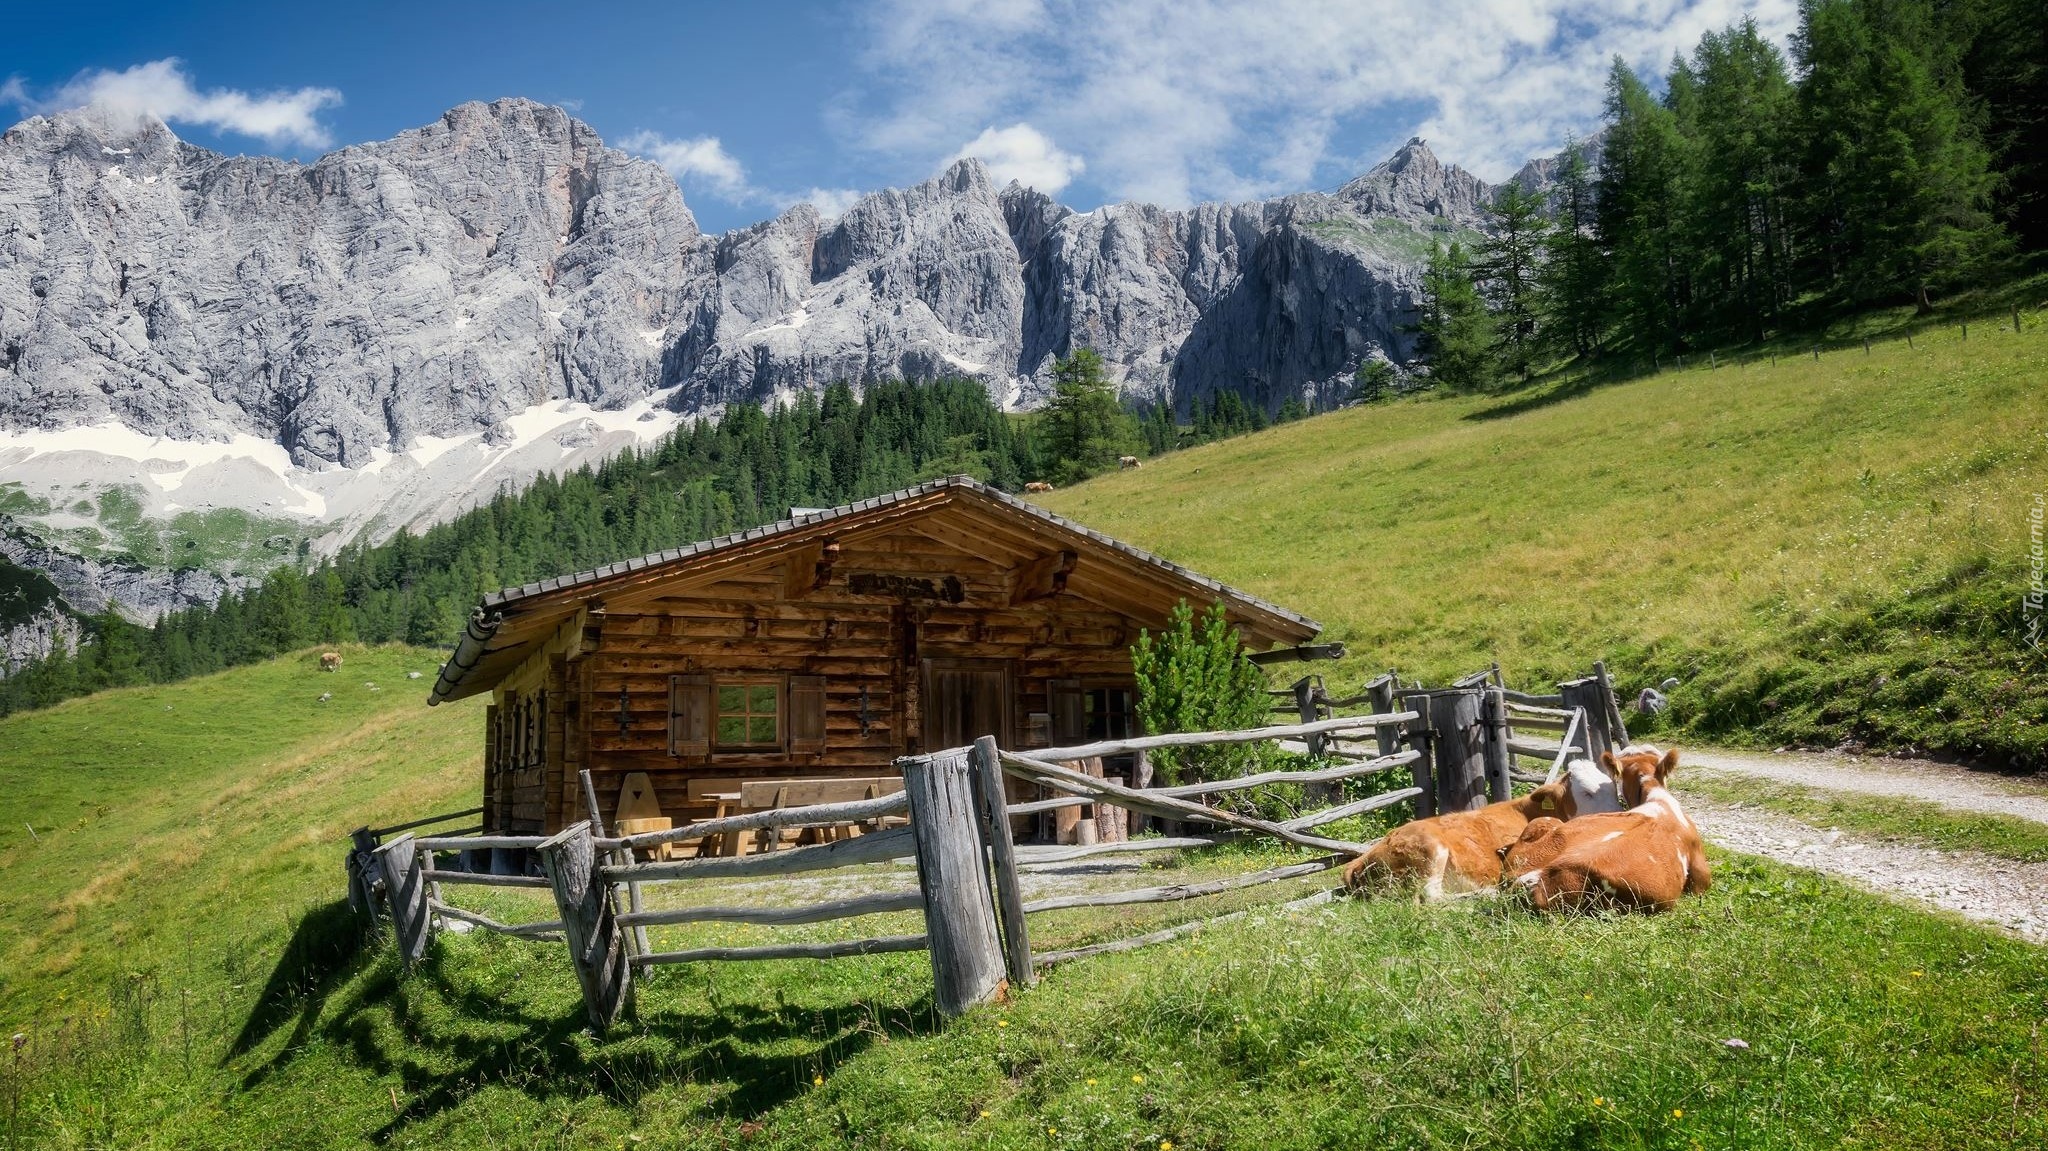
[
  {"x1": 1086, "y1": 1078, "x2": 1096, "y2": 1085},
  {"x1": 998, "y1": 1019, "x2": 1010, "y2": 1028},
  {"x1": 979, "y1": 1110, "x2": 991, "y2": 1119},
  {"x1": 813, "y1": 1074, "x2": 823, "y2": 1086},
  {"x1": 1673, "y1": 1109, "x2": 1684, "y2": 1118},
  {"x1": 1162, "y1": 1142, "x2": 1175, "y2": 1150},
  {"x1": 1132, "y1": 1074, "x2": 1145, "y2": 1084},
  {"x1": 1048, "y1": 1127, "x2": 1057, "y2": 1136},
  {"x1": 1593, "y1": 1097, "x2": 1605, "y2": 1107},
  {"x1": 1910, "y1": 970, "x2": 1924, "y2": 978}
]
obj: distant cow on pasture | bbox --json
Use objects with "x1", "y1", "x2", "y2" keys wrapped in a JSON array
[
  {"x1": 320, "y1": 651, "x2": 343, "y2": 672},
  {"x1": 1119, "y1": 455, "x2": 1142, "y2": 469},
  {"x1": 1503, "y1": 745, "x2": 1711, "y2": 913},
  {"x1": 1342, "y1": 760, "x2": 1620, "y2": 901},
  {"x1": 1024, "y1": 481, "x2": 1055, "y2": 493}
]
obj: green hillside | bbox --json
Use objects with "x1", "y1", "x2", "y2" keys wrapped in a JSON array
[{"x1": 1048, "y1": 319, "x2": 2048, "y2": 766}]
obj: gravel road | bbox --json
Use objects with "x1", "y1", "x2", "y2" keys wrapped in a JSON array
[{"x1": 1682, "y1": 747, "x2": 2048, "y2": 823}]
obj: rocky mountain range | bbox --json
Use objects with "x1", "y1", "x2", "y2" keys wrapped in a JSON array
[{"x1": 0, "y1": 96, "x2": 1564, "y2": 658}]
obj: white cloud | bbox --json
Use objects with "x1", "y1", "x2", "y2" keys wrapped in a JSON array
[
  {"x1": 618, "y1": 130, "x2": 751, "y2": 200},
  {"x1": 18, "y1": 58, "x2": 341, "y2": 148},
  {"x1": 792, "y1": 187, "x2": 866, "y2": 219},
  {"x1": 944, "y1": 123, "x2": 1084, "y2": 193},
  {"x1": 844, "y1": 0, "x2": 1801, "y2": 205}
]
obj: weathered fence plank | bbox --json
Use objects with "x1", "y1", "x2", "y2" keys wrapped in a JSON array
[
  {"x1": 617, "y1": 890, "x2": 923, "y2": 928},
  {"x1": 901, "y1": 750, "x2": 1009, "y2": 1017},
  {"x1": 605, "y1": 825, "x2": 915, "y2": 882},
  {"x1": 375, "y1": 833, "x2": 432, "y2": 967},
  {"x1": 971, "y1": 735, "x2": 1034, "y2": 987},
  {"x1": 608, "y1": 792, "x2": 908, "y2": 852},
  {"x1": 1428, "y1": 689, "x2": 1488, "y2": 813},
  {"x1": 1481, "y1": 688, "x2": 1512, "y2": 803},
  {"x1": 1028, "y1": 713, "x2": 1414, "y2": 764},
  {"x1": 1278, "y1": 786, "x2": 1423, "y2": 831},
  {"x1": 1557, "y1": 678, "x2": 1612, "y2": 762},
  {"x1": 1021, "y1": 856, "x2": 1344, "y2": 913},
  {"x1": 635, "y1": 935, "x2": 927, "y2": 966},
  {"x1": 427, "y1": 901, "x2": 565, "y2": 940},
  {"x1": 538, "y1": 823, "x2": 632, "y2": 1031}
]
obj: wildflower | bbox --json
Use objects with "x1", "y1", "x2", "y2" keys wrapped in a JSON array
[
  {"x1": 1723, "y1": 1038, "x2": 1750, "y2": 1050},
  {"x1": 1162, "y1": 1142, "x2": 1175, "y2": 1150},
  {"x1": 1910, "y1": 970, "x2": 1924, "y2": 978},
  {"x1": 1132, "y1": 1074, "x2": 1144, "y2": 1084},
  {"x1": 1673, "y1": 1109, "x2": 1684, "y2": 1118},
  {"x1": 1593, "y1": 1097, "x2": 1605, "y2": 1107},
  {"x1": 1086, "y1": 1078, "x2": 1096, "y2": 1085},
  {"x1": 998, "y1": 1019, "x2": 1010, "y2": 1028},
  {"x1": 979, "y1": 1110, "x2": 991, "y2": 1119},
  {"x1": 10, "y1": 1034, "x2": 22, "y2": 1052},
  {"x1": 813, "y1": 1074, "x2": 823, "y2": 1086},
  {"x1": 1048, "y1": 1127, "x2": 1057, "y2": 1136}
]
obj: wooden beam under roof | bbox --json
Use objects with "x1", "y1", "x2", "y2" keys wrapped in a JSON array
[{"x1": 1008, "y1": 549, "x2": 1079, "y2": 606}]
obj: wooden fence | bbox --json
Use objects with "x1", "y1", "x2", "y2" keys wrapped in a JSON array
[{"x1": 346, "y1": 662, "x2": 1628, "y2": 1029}]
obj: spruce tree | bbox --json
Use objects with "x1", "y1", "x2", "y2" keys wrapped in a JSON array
[
  {"x1": 1411, "y1": 241, "x2": 1497, "y2": 392},
  {"x1": 1474, "y1": 182, "x2": 1550, "y2": 380},
  {"x1": 1537, "y1": 135, "x2": 1607, "y2": 358}
]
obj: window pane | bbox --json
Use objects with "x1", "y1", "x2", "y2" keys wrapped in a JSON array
[
  {"x1": 717, "y1": 686, "x2": 746, "y2": 712},
  {"x1": 716, "y1": 716, "x2": 747, "y2": 744},
  {"x1": 750, "y1": 685, "x2": 777, "y2": 713},
  {"x1": 749, "y1": 716, "x2": 777, "y2": 744}
]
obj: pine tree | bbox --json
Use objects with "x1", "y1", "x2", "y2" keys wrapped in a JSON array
[
  {"x1": 1474, "y1": 182, "x2": 1551, "y2": 380},
  {"x1": 1688, "y1": 20, "x2": 1798, "y2": 342},
  {"x1": 1796, "y1": 0, "x2": 2005, "y2": 308},
  {"x1": 1537, "y1": 135, "x2": 1607, "y2": 358},
  {"x1": 1411, "y1": 241, "x2": 1497, "y2": 392},
  {"x1": 1597, "y1": 57, "x2": 1693, "y2": 353},
  {"x1": 1041, "y1": 348, "x2": 1135, "y2": 483}
]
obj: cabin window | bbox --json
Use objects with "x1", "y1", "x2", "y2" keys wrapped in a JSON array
[
  {"x1": 1083, "y1": 686, "x2": 1136, "y2": 740},
  {"x1": 715, "y1": 679, "x2": 783, "y2": 748}
]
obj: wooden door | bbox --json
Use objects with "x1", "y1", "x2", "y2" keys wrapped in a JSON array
[{"x1": 922, "y1": 660, "x2": 1010, "y2": 752}]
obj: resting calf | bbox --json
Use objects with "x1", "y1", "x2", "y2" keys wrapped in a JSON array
[
  {"x1": 1343, "y1": 761, "x2": 1619, "y2": 901},
  {"x1": 1505, "y1": 745, "x2": 1711, "y2": 913}
]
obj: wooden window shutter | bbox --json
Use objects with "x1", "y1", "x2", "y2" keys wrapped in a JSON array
[
  {"x1": 669, "y1": 674, "x2": 710, "y2": 757},
  {"x1": 789, "y1": 675, "x2": 828, "y2": 753},
  {"x1": 1048, "y1": 678, "x2": 1085, "y2": 745}
]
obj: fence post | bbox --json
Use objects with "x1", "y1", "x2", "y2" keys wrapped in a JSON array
[
  {"x1": 1592, "y1": 660, "x2": 1631, "y2": 749},
  {"x1": 1557, "y1": 678, "x2": 1613, "y2": 762},
  {"x1": 539, "y1": 822, "x2": 633, "y2": 1032},
  {"x1": 901, "y1": 750, "x2": 1008, "y2": 1016},
  {"x1": 971, "y1": 736, "x2": 1034, "y2": 988},
  {"x1": 581, "y1": 768, "x2": 648, "y2": 962},
  {"x1": 1399, "y1": 687, "x2": 1437, "y2": 818},
  {"x1": 1428, "y1": 689, "x2": 1487, "y2": 813},
  {"x1": 1480, "y1": 688, "x2": 1512, "y2": 803},
  {"x1": 1291, "y1": 676, "x2": 1323, "y2": 757},
  {"x1": 374, "y1": 833, "x2": 433, "y2": 967}
]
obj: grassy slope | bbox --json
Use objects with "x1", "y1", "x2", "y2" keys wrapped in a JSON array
[
  {"x1": 1046, "y1": 320, "x2": 2048, "y2": 765},
  {"x1": 0, "y1": 652, "x2": 2043, "y2": 1149}
]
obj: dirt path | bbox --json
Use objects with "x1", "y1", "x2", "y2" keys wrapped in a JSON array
[
  {"x1": 1684, "y1": 796, "x2": 2048, "y2": 944},
  {"x1": 1683, "y1": 747, "x2": 2048, "y2": 825}
]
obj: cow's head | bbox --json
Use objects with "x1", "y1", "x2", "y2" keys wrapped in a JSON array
[
  {"x1": 1523, "y1": 778, "x2": 1576, "y2": 820},
  {"x1": 1603, "y1": 745, "x2": 1679, "y2": 808},
  {"x1": 1562, "y1": 757, "x2": 1623, "y2": 816}
]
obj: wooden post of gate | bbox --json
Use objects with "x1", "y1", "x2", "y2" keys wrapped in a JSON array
[
  {"x1": 970, "y1": 736, "x2": 1034, "y2": 988},
  {"x1": 1291, "y1": 676, "x2": 1323, "y2": 757},
  {"x1": 1593, "y1": 660, "x2": 1631, "y2": 749},
  {"x1": 538, "y1": 822, "x2": 633, "y2": 1031},
  {"x1": 901, "y1": 749, "x2": 1008, "y2": 1016},
  {"x1": 1558, "y1": 677, "x2": 1613, "y2": 762},
  {"x1": 1480, "y1": 687, "x2": 1512, "y2": 802},
  {"x1": 348, "y1": 826, "x2": 382, "y2": 928},
  {"x1": 374, "y1": 833, "x2": 432, "y2": 967},
  {"x1": 1428, "y1": 689, "x2": 1488, "y2": 813},
  {"x1": 1399, "y1": 687, "x2": 1437, "y2": 818}
]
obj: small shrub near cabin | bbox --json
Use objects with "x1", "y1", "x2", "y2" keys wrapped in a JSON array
[{"x1": 1130, "y1": 600, "x2": 1272, "y2": 786}]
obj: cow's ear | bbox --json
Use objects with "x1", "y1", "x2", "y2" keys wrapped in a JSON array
[
  {"x1": 1599, "y1": 750, "x2": 1620, "y2": 772},
  {"x1": 1658, "y1": 749, "x2": 1680, "y2": 782}
]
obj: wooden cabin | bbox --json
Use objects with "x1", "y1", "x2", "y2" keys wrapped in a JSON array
[{"x1": 427, "y1": 475, "x2": 1320, "y2": 843}]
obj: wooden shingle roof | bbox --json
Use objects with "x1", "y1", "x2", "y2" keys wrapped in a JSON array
[{"x1": 429, "y1": 475, "x2": 1320, "y2": 704}]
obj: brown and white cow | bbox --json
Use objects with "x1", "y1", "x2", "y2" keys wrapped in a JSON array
[
  {"x1": 1118, "y1": 455, "x2": 1142, "y2": 469},
  {"x1": 1024, "y1": 481, "x2": 1055, "y2": 493},
  {"x1": 1343, "y1": 760, "x2": 1622, "y2": 900},
  {"x1": 1504, "y1": 745, "x2": 1711, "y2": 913},
  {"x1": 319, "y1": 651, "x2": 343, "y2": 672}
]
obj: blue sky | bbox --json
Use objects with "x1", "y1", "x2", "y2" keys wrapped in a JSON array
[{"x1": 3, "y1": 0, "x2": 1798, "y2": 234}]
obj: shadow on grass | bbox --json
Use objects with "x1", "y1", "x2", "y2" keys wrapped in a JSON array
[
  {"x1": 227, "y1": 908, "x2": 945, "y2": 1143},
  {"x1": 226, "y1": 899, "x2": 368, "y2": 1072},
  {"x1": 346, "y1": 961, "x2": 946, "y2": 1144}
]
